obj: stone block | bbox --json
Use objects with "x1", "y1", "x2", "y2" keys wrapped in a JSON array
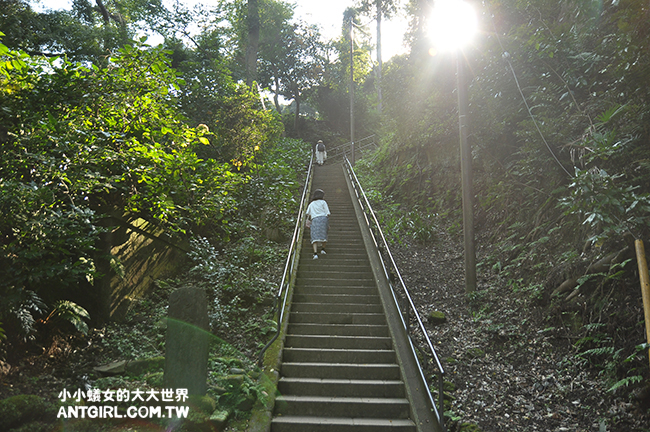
[{"x1": 164, "y1": 288, "x2": 210, "y2": 395}]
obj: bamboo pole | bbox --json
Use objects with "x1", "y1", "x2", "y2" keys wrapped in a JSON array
[{"x1": 634, "y1": 239, "x2": 650, "y2": 369}]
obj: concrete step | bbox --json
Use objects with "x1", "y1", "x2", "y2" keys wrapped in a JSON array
[
  {"x1": 302, "y1": 242, "x2": 366, "y2": 251},
  {"x1": 274, "y1": 395, "x2": 411, "y2": 419},
  {"x1": 289, "y1": 311, "x2": 386, "y2": 325},
  {"x1": 296, "y1": 278, "x2": 375, "y2": 288},
  {"x1": 290, "y1": 302, "x2": 383, "y2": 314},
  {"x1": 278, "y1": 377, "x2": 406, "y2": 398},
  {"x1": 296, "y1": 270, "x2": 374, "y2": 281},
  {"x1": 292, "y1": 293, "x2": 381, "y2": 305},
  {"x1": 287, "y1": 323, "x2": 389, "y2": 337},
  {"x1": 300, "y1": 254, "x2": 370, "y2": 264},
  {"x1": 324, "y1": 226, "x2": 359, "y2": 231},
  {"x1": 280, "y1": 362, "x2": 402, "y2": 380},
  {"x1": 293, "y1": 287, "x2": 377, "y2": 297},
  {"x1": 284, "y1": 335, "x2": 392, "y2": 350},
  {"x1": 297, "y1": 265, "x2": 374, "y2": 277},
  {"x1": 296, "y1": 285, "x2": 376, "y2": 294},
  {"x1": 282, "y1": 347, "x2": 396, "y2": 363},
  {"x1": 271, "y1": 416, "x2": 416, "y2": 432},
  {"x1": 297, "y1": 263, "x2": 372, "y2": 273}
]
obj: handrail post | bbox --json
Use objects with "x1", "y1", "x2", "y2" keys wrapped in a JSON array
[{"x1": 438, "y1": 374, "x2": 445, "y2": 430}]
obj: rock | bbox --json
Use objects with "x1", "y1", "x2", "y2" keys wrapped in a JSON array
[
  {"x1": 93, "y1": 360, "x2": 127, "y2": 375},
  {"x1": 217, "y1": 357, "x2": 244, "y2": 368},
  {"x1": 210, "y1": 409, "x2": 230, "y2": 429},
  {"x1": 224, "y1": 374, "x2": 245, "y2": 388},
  {"x1": 458, "y1": 422, "x2": 482, "y2": 431},
  {"x1": 212, "y1": 386, "x2": 227, "y2": 395},
  {"x1": 237, "y1": 394, "x2": 256, "y2": 412},
  {"x1": 94, "y1": 357, "x2": 164, "y2": 377},
  {"x1": 184, "y1": 409, "x2": 212, "y2": 432},
  {"x1": 125, "y1": 356, "x2": 164, "y2": 376},
  {"x1": 229, "y1": 368, "x2": 246, "y2": 375},
  {"x1": 164, "y1": 287, "x2": 210, "y2": 396},
  {"x1": 145, "y1": 372, "x2": 164, "y2": 387},
  {"x1": 428, "y1": 310, "x2": 447, "y2": 325},
  {"x1": 188, "y1": 394, "x2": 217, "y2": 414}
]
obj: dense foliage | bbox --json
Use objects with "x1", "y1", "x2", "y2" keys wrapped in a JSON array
[
  {"x1": 0, "y1": 26, "x2": 297, "y2": 343},
  {"x1": 352, "y1": 0, "x2": 650, "y2": 408}
]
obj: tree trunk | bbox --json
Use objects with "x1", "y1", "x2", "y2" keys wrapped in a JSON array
[
  {"x1": 272, "y1": 71, "x2": 281, "y2": 112},
  {"x1": 376, "y1": 0, "x2": 383, "y2": 114},
  {"x1": 293, "y1": 92, "x2": 300, "y2": 132},
  {"x1": 96, "y1": 0, "x2": 110, "y2": 23},
  {"x1": 246, "y1": 0, "x2": 260, "y2": 87}
]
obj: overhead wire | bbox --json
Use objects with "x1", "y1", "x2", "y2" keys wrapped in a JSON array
[{"x1": 486, "y1": 9, "x2": 574, "y2": 178}]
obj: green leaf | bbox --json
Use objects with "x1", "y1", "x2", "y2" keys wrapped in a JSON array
[{"x1": 50, "y1": 300, "x2": 90, "y2": 335}]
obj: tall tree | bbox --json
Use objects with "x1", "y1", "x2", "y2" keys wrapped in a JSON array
[
  {"x1": 356, "y1": 0, "x2": 401, "y2": 113},
  {"x1": 259, "y1": 21, "x2": 325, "y2": 129},
  {"x1": 0, "y1": 0, "x2": 174, "y2": 63},
  {"x1": 312, "y1": 9, "x2": 375, "y2": 139},
  {"x1": 245, "y1": 0, "x2": 260, "y2": 86}
]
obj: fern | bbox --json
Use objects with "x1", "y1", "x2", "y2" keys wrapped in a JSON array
[
  {"x1": 580, "y1": 346, "x2": 615, "y2": 357},
  {"x1": 9, "y1": 290, "x2": 46, "y2": 338},
  {"x1": 48, "y1": 300, "x2": 91, "y2": 335},
  {"x1": 608, "y1": 375, "x2": 643, "y2": 393}
]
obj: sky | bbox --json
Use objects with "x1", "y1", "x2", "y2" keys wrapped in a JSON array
[{"x1": 31, "y1": 0, "x2": 410, "y2": 59}]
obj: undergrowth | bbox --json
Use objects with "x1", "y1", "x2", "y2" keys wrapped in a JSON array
[{"x1": 355, "y1": 115, "x2": 650, "y2": 414}]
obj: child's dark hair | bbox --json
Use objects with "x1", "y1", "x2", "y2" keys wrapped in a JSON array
[{"x1": 311, "y1": 189, "x2": 325, "y2": 201}]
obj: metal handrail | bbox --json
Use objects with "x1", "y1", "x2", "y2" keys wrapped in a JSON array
[
  {"x1": 327, "y1": 135, "x2": 377, "y2": 161},
  {"x1": 258, "y1": 153, "x2": 314, "y2": 367},
  {"x1": 343, "y1": 156, "x2": 446, "y2": 431}
]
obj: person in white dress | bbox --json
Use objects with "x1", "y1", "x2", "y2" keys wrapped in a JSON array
[
  {"x1": 305, "y1": 189, "x2": 330, "y2": 259},
  {"x1": 315, "y1": 140, "x2": 327, "y2": 166}
]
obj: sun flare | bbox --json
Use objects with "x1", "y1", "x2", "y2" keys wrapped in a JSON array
[{"x1": 428, "y1": 0, "x2": 478, "y2": 51}]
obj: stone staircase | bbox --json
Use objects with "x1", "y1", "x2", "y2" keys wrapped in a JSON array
[{"x1": 271, "y1": 163, "x2": 418, "y2": 432}]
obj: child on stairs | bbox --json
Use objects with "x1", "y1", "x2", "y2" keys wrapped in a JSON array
[{"x1": 306, "y1": 188, "x2": 330, "y2": 259}]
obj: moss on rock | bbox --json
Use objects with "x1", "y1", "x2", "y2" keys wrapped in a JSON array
[
  {"x1": 458, "y1": 422, "x2": 482, "y2": 431},
  {"x1": 428, "y1": 310, "x2": 447, "y2": 325}
]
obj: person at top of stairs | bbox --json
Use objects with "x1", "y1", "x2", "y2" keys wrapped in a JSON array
[
  {"x1": 306, "y1": 188, "x2": 330, "y2": 260},
  {"x1": 315, "y1": 139, "x2": 327, "y2": 165}
]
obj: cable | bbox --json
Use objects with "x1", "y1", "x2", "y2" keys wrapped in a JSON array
[{"x1": 489, "y1": 13, "x2": 574, "y2": 178}]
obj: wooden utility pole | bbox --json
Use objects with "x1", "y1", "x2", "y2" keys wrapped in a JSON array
[
  {"x1": 376, "y1": 0, "x2": 383, "y2": 114},
  {"x1": 457, "y1": 52, "x2": 476, "y2": 293},
  {"x1": 635, "y1": 240, "x2": 650, "y2": 369},
  {"x1": 349, "y1": 17, "x2": 356, "y2": 165}
]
